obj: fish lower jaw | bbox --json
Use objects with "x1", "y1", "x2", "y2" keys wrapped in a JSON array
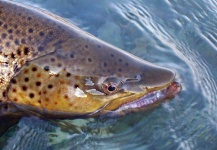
[{"x1": 116, "y1": 81, "x2": 181, "y2": 112}]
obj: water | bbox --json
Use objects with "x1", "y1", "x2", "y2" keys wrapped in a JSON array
[{"x1": 2, "y1": 0, "x2": 217, "y2": 149}]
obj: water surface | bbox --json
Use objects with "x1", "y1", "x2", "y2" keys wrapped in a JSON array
[{"x1": 2, "y1": 0, "x2": 217, "y2": 149}]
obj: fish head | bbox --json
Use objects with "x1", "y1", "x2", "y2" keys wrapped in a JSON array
[
  {"x1": 83, "y1": 60, "x2": 180, "y2": 117},
  {"x1": 7, "y1": 45, "x2": 180, "y2": 118}
]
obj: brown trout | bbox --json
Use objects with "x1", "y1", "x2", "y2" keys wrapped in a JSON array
[{"x1": 0, "y1": 0, "x2": 181, "y2": 122}]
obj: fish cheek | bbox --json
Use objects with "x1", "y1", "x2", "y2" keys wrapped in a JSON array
[
  {"x1": 7, "y1": 64, "x2": 50, "y2": 107},
  {"x1": 40, "y1": 71, "x2": 106, "y2": 114}
]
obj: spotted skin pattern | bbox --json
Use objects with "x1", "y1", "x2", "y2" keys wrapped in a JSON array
[{"x1": 0, "y1": 0, "x2": 179, "y2": 118}]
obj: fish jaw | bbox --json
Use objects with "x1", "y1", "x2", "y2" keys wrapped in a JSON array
[
  {"x1": 116, "y1": 82, "x2": 181, "y2": 111},
  {"x1": 91, "y1": 82, "x2": 181, "y2": 117}
]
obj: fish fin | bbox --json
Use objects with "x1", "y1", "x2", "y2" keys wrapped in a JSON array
[{"x1": 2, "y1": 117, "x2": 55, "y2": 150}]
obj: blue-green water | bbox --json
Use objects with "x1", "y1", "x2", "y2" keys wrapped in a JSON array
[{"x1": 2, "y1": 0, "x2": 217, "y2": 149}]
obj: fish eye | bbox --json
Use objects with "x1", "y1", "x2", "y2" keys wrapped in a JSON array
[
  {"x1": 102, "y1": 82, "x2": 119, "y2": 95},
  {"x1": 108, "y1": 85, "x2": 116, "y2": 91}
]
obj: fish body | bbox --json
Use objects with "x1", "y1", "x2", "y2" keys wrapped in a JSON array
[{"x1": 0, "y1": 0, "x2": 181, "y2": 119}]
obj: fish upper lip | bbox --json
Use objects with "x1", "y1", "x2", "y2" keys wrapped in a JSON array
[{"x1": 115, "y1": 81, "x2": 181, "y2": 111}]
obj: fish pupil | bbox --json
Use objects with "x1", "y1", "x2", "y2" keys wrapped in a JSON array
[{"x1": 108, "y1": 85, "x2": 116, "y2": 91}]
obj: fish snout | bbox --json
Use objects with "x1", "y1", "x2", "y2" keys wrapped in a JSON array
[{"x1": 140, "y1": 66, "x2": 175, "y2": 88}]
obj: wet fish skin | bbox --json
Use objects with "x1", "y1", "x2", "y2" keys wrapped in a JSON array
[{"x1": 0, "y1": 0, "x2": 177, "y2": 118}]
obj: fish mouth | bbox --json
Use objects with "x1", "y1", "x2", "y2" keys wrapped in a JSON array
[{"x1": 114, "y1": 81, "x2": 181, "y2": 113}]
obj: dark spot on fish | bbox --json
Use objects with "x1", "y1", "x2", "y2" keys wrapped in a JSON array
[
  {"x1": 22, "y1": 85, "x2": 27, "y2": 91},
  {"x1": 38, "y1": 46, "x2": 44, "y2": 52},
  {"x1": 24, "y1": 47, "x2": 30, "y2": 55},
  {"x1": 74, "y1": 84, "x2": 79, "y2": 88},
  {"x1": 48, "y1": 84, "x2": 53, "y2": 89},
  {"x1": 8, "y1": 29, "x2": 13, "y2": 34},
  {"x1": 29, "y1": 93, "x2": 34, "y2": 98},
  {"x1": 119, "y1": 59, "x2": 122, "y2": 62},
  {"x1": 3, "y1": 24, "x2": 7, "y2": 29},
  {"x1": 103, "y1": 62, "x2": 107, "y2": 67},
  {"x1": 44, "y1": 66, "x2": 49, "y2": 71},
  {"x1": 17, "y1": 48, "x2": 21, "y2": 55},
  {"x1": 39, "y1": 31, "x2": 44, "y2": 37},
  {"x1": 36, "y1": 81, "x2": 41, "y2": 86},
  {"x1": 0, "y1": 21, "x2": 2, "y2": 26},
  {"x1": 38, "y1": 100, "x2": 41, "y2": 103},
  {"x1": 50, "y1": 58, "x2": 55, "y2": 62},
  {"x1": 64, "y1": 95, "x2": 69, "y2": 100},
  {"x1": 66, "y1": 72, "x2": 71, "y2": 77},
  {"x1": 85, "y1": 45, "x2": 88, "y2": 48},
  {"x1": 107, "y1": 69, "x2": 111, "y2": 72},
  {"x1": 24, "y1": 77, "x2": 29, "y2": 82},
  {"x1": 21, "y1": 38, "x2": 26, "y2": 44},
  {"x1": 87, "y1": 58, "x2": 92, "y2": 62},
  {"x1": 14, "y1": 98, "x2": 18, "y2": 102},
  {"x1": 37, "y1": 73, "x2": 41, "y2": 77},
  {"x1": 98, "y1": 45, "x2": 101, "y2": 48},
  {"x1": 28, "y1": 28, "x2": 33, "y2": 33},
  {"x1": 45, "y1": 98, "x2": 49, "y2": 102},
  {"x1": 2, "y1": 91, "x2": 6, "y2": 97},
  {"x1": 14, "y1": 24, "x2": 18, "y2": 29},
  {"x1": 110, "y1": 54, "x2": 114, "y2": 57},
  {"x1": 11, "y1": 79, "x2": 17, "y2": 84},
  {"x1": 43, "y1": 91, "x2": 47, "y2": 94},
  {"x1": 57, "y1": 63, "x2": 62, "y2": 67},
  {"x1": 32, "y1": 67, "x2": 37, "y2": 72},
  {"x1": 118, "y1": 68, "x2": 122, "y2": 72},
  {"x1": 11, "y1": 53, "x2": 15, "y2": 59},
  {"x1": 54, "y1": 102, "x2": 58, "y2": 105},
  {"x1": 12, "y1": 88, "x2": 17, "y2": 93},
  {"x1": 70, "y1": 53, "x2": 74, "y2": 59},
  {"x1": 38, "y1": 92, "x2": 41, "y2": 95},
  {"x1": 28, "y1": 17, "x2": 32, "y2": 21},
  {"x1": 24, "y1": 69, "x2": 29, "y2": 74},
  {"x1": 125, "y1": 62, "x2": 129, "y2": 66},
  {"x1": 1, "y1": 33, "x2": 7, "y2": 39}
]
